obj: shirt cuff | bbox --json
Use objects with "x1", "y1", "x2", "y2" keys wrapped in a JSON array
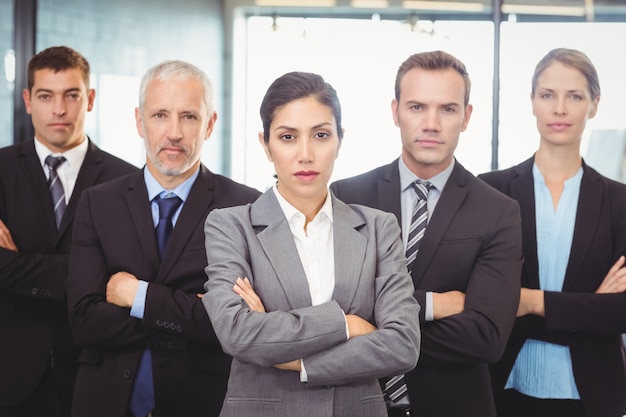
[
  {"x1": 130, "y1": 280, "x2": 149, "y2": 319},
  {"x1": 425, "y1": 291, "x2": 434, "y2": 321},
  {"x1": 300, "y1": 359, "x2": 308, "y2": 382}
]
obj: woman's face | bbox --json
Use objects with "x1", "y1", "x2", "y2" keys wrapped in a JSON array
[
  {"x1": 531, "y1": 61, "x2": 599, "y2": 148},
  {"x1": 259, "y1": 96, "x2": 341, "y2": 208}
]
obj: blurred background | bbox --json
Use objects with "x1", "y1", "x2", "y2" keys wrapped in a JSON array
[{"x1": 2, "y1": 0, "x2": 625, "y2": 191}]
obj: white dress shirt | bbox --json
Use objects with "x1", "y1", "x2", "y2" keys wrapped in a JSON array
[
  {"x1": 34, "y1": 136, "x2": 88, "y2": 202},
  {"x1": 273, "y1": 186, "x2": 345, "y2": 382}
]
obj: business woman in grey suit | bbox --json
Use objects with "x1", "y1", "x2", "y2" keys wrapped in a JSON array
[{"x1": 202, "y1": 72, "x2": 420, "y2": 417}]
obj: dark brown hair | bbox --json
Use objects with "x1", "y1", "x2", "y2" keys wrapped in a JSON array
[
  {"x1": 259, "y1": 71, "x2": 343, "y2": 143},
  {"x1": 27, "y1": 46, "x2": 90, "y2": 91}
]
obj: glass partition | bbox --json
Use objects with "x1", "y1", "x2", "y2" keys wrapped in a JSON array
[
  {"x1": 499, "y1": 22, "x2": 626, "y2": 181},
  {"x1": 234, "y1": 15, "x2": 494, "y2": 191},
  {"x1": 35, "y1": 0, "x2": 224, "y2": 170},
  {"x1": 0, "y1": 0, "x2": 13, "y2": 148}
]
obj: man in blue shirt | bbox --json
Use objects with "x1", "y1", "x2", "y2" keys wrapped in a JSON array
[{"x1": 66, "y1": 60, "x2": 260, "y2": 417}]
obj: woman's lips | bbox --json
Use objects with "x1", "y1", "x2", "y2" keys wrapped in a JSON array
[{"x1": 295, "y1": 171, "x2": 319, "y2": 181}]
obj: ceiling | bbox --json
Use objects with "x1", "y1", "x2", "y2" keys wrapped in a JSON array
[{"x1": 226, "y1": 0, "x2": 626, "y2": 21}]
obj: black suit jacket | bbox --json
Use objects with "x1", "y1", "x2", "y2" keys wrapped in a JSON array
[
  {"x1": 330, "y1": 158, "x2": 522, "y2": 417},
  {"x1": 479, "y1": 156, "x2": 626, "y2": 417},
  {"x1": 0, "y1": 138, "x2": 137, "y2": 409},
  {"x1": 66, "y1": 166, "x2": 261, "y2": 417}
]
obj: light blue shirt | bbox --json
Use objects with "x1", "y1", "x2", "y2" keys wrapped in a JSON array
[
  {"x1": 398, "y1": 157, "x2": 453, "y2": 321},
  {"x1": 505, "y1": 163, "x2": 582, "y2": 399},
  {"x1": 129, "y1": 167, "x2": 200, "y2": 319}
]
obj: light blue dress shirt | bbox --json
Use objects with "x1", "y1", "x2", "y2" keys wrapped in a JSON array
[
  {"x1": 505, "y1": 163, "x2": 583, "y2": 399},
  {"x1": 129, "y1": 167, "x2": 200, "y2": 319}
]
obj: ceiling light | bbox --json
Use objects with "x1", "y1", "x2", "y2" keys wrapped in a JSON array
[
  {"x1": 255, "y1": 0, "x2": 336, "y2": 6},
  {"x1": 351, "y1": 0, "x2": 390, "y2": 7},
  {"x1": 402, "y1": 1, "x2": 485, "y2": 12},
  {"x1": 501, "y1": 4, "x2": 585, "y2": 17}
]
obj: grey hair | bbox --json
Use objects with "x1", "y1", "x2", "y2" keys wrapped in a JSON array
[{"x1": 138, "y1": 60, "x2": 215, "y2": 115}]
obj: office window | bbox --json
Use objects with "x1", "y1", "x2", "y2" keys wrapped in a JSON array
[
  {"x1": 499, "y1": 22, "x2": 626, "y2": 180},
  {"x1": 233, "y1": 15, "x2": 494, "y2": 191},
  {"x1": 34, "y1": 0, "x2": 225, "y2": 170},
  {"x1": 0, "y1": 0, "x2": 13, "y2": 148}
]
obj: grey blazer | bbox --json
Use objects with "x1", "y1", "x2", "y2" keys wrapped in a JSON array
[{"x1": 202, "y1": 189, "x2": 420, "y2": 417}]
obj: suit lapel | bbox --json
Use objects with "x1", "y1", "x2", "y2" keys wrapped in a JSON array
[
  {"x1": 157, "y1": 166, "x2": 215, "y2": 281},
  {"x1": 58, "y1": 140, "x2": 104, "y2": 239},
  {"x1": 509, "y1": 158, "x2": 540, "y2": 288},
  {"x1": 252, "y1": 191, "x2": 313, "y2": 310},
  {"x1": 18, "y1": 140, "x2": 58, "y2": 240},
  {"x1": 125, "y1": 171, "x2": 161, "y2": 277},
  {"x1": 331, "y1": 194, "x2": 367, "y2": 311},
  {"x1": 411, "y1": 162, "x2": 469, "y2": 286},
  {"x1": 562, "y1": 163, "x2": 603, "y2": 292},
  {"x1": 377, "y1": 159, "x2": 402, "y2": 225}
]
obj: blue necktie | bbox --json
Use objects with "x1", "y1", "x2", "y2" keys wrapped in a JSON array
[
  {"x1": 155, "y1": 195, "x2": 183, "y2": 259},
  {"x1": 129, "y1": 194, "x2": 182, "y2": 417},
  {"x1": 45, "y1": 155, "x2": 67, "y2": 229}
]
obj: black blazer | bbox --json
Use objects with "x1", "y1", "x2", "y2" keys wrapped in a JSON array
[
  {"x1": 330, "y1": 158, "x2": 523, "y2": 417},
  {"x1": 0, "y1": 138, "x2": 137, "y2": 409},
  {"x1": 479, "y1": 156, "x2": 626, "y2": 417},
  {"x1": 66, "y1": 166, "x2": 261, "y2": 417}
]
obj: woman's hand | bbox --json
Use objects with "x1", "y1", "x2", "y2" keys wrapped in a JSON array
[
  {"x1": 596, "y1": 256, "x2": 626, "y2": 294},
  {"x1": 345, "y1": 314, "x2": 377, "y2": 338},
  {"x1": 233, "y1": 277, "x2": 266, "y2": 312},
  {"x1": 517, "y1": 288, "x2": 545, "y2": 317}
]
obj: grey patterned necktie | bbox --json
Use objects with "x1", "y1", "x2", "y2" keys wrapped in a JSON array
[
  {"x1": 383, "y1": 180, "x2": 434, "y2": 408},
  {"x1": 405, "y1": 180, "x2": 433, "y2": 274},
  {"x1": 45, "y1": 155, "x2": 67, "y2": 229}
]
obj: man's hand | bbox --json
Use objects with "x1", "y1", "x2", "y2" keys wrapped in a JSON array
[
  {"x1": 0, "y1": 220, "x2": 18, "y2": 251},
  {"x1": 596, "y1": 256, "x2": 626, "y2": 294},
  {"x1": 233, "y1": 277, "x2": 266, "y2": 312},
  {"x1": 106, "y1": 272, "x2": 140, "y2": 308},
  {"x1": 516, "y1": 287, "x2": 545, "y2": 317},
  {"x1": 345, "y1": 314, "x2": 376, "y2": 338},
  {"x1": 432, "y1": 290, "x2": 465, "y2": 320}
]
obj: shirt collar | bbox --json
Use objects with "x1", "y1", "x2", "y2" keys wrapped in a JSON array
[
  {"x1": 34, "y1": 135, "x2": 89, "y2": 172},
  {"x1": 144, "y1": 166, "x2": 200, "y2": 203},
  {"x1": 532, "y1": 162, "x2": 583, "y2": 186},
  {"x1": 272, "y1": 185, "x2": 334, "y2": 224},
  {"x1": 398, "y1": 157, "x2": 454, "y2": 193}
]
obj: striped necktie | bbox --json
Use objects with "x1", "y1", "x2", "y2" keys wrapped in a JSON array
[
  {"x1": 45, "y1": 155, "x2": 67, "y2": 229},
  {"x1": 383, "y1": 180, "x2": 434, "y2": 408},
  {"x1": 405, "y1": 180, "x2": 433, "y2": 274}
]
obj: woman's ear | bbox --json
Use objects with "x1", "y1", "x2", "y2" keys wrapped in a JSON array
[{"x1": 258, "y1": 132, "x2": 273, "y2": 162}]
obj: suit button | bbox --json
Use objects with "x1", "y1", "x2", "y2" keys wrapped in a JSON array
[
  {"x1": 176, "y1": 325, "x2": 183, "y2": 333},
  {"x1": 123, "y1": 369, "x2": 132, "y2": 379},
  {"x1": 156, "y1": 319, "x2": 162, "y2": 327},
  {"x1": 32, "y1": 288, "x2": 38, "y2": 295},
  {"x1": 166, "y1": 342, "x2": 173, "y2": 349}
]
